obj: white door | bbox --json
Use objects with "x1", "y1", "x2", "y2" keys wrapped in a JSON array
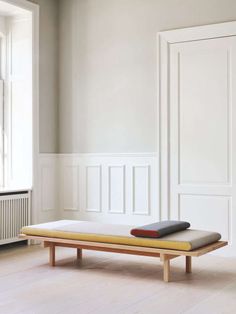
[{"x1": 167, "y1": 35, "x2": 236, "y2": 246}]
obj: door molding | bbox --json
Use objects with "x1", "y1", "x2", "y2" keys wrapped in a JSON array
[{"x1": 158, "y1": 21, "x2": 236, "y2": 220}]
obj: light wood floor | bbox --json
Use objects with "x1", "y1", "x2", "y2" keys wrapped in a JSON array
[{"x1": 0, "y1": 244, "x2": 236, "y2": 314}]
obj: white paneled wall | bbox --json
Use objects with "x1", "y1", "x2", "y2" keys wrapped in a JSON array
[
  {"x1": 38, "y1": 153, "x2": 159, "y2": 225},
  {"x1": 59, "y1": 154, "x2": 159, "y2": 225},
  {"x1": 37, "y1": 155, "x2": 59, "y2": 223}
]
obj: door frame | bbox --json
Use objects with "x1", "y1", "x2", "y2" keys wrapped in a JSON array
[
  {"x1": 2, "y1": 0, "x2": 39, "y2": 223},
  {"x1": 158, "y1": 21, "x2": 236, "y2": 221}
]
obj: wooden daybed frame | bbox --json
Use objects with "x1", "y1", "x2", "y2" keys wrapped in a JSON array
[{"x1": 19, "y1": 234, "x2": 227, "y2": 282}]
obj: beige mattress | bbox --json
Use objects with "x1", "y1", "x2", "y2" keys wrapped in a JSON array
[{"x1": 21, "y1": 220, "x2": 221, "y2": 251}]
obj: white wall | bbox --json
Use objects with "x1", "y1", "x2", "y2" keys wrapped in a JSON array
[
  {"x1": 29, "y1": 0, "x2": 59, "y2": 153},
  {"x1": 27, "y1": 0, "x2": 236, "y2": 156},
  {"x1": 58, "y1": 0, "x2": 236, "y2": 154}
]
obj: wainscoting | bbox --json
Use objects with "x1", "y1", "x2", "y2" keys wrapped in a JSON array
[
  {"x1": 37, "y1": 154, "x2": 59, "y2": 223},
  {"x1": 59, "y1": 153, "x2": 159, "y2": 225},
  {"x1": 38, "y1": 153, "x2": 159, "y2": 225}
]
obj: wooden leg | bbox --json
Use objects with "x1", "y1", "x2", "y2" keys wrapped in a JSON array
[
  {"x1": 163, "y1": 257, "x2": 170, "y2": 282},
  {"x1": 77, "y1": 248, "x2": 82, "y2": 259},
  {"x1": 186, "y1": 256, "x2": 192, "y2": 273},
  {"x1": 49, "y1": 243, "x2": 55, "y2": 267}
]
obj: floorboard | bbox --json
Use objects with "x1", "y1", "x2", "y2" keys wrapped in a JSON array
[{"x1": 0, "y1": 244, "x2": 235, "y2": 314}]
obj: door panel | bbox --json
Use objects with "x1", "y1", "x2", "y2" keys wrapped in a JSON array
[
  {"x1": 179, "y1": 194, "x2": 230, "y2": 240},
  {"x1": 169, "y1": 36, "x2": 236, "y2": 241}
]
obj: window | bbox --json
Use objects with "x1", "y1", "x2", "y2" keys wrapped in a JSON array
[
  {"x1": 0, "y1": 14, "x2": 32, "y2": 190},
  {"x1": 0, "y1": 36, "x2": 5, "y2": 188}
]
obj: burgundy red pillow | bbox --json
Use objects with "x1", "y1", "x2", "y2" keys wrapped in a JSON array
[{"x1": 130, "y1": 220, "x2": 190, "y2": 238}]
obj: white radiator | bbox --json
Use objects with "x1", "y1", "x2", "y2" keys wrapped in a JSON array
[{"x1": 0, "y1": 191, "x2": 31, "y2": 245}]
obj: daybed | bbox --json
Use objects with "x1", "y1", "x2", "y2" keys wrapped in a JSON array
[{"x1": 20, "y1": 220, "x2": 227, "y2": 282}]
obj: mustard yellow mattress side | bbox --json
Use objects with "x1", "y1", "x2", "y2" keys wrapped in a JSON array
[{"x1": 21, "y1": 226, "x2": 192, "y2": 251}]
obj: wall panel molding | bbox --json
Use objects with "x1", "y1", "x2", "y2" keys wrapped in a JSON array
[
  {"x1": 132, "y1": 165, "x2": 151, "y2": 215},
  {"x1": 85, "y1": 165, "x2": 102, "y2": 212},
  {"x1": 179, "y1": 194, "x2": 231, "y2": 241},
  {"x1": 62, "y1": 164, "x2": 79, "y2": 211},
  {"x1": 40, "y1": 164, "x2": 56, "y2": 211},
  {"x1": 108, "y1": 165, "x2": 126, "y2": 214},
  {"x1": 57, "y1": 153, "x2": 159, "y2": 225},
  {"x1": 38, "y1": 154, "x2": 59, "y2": 223}
]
